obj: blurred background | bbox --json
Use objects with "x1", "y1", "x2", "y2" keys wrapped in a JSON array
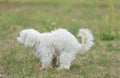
[{"x1": 0, "y1": 0, "x2": 120, "y2": 78}]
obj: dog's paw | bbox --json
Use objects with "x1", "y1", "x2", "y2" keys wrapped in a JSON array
[
  {"x1": 56, "y1": 66, "x2": 70, "y2": 71},
  {"x1": 56, "y1": 67, "x2": 63, "y2": 71}
]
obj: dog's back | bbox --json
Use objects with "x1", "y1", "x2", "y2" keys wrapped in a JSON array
[{"x1": 51, "y1": 28, "x2": 80, "y2": 53}]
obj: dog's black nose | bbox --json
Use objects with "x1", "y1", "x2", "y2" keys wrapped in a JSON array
[{"x1": 17, "y1": 33, "x2": 20, "y2": 37}]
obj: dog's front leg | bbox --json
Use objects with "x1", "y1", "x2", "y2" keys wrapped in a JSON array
[{"x1": 40, "y1": 53, "x2": 54, "y2": 69}]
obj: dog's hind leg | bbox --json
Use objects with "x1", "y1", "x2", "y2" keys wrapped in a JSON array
[{"x1": 58, "y1": 52, "x2": 75, "y2": 70}]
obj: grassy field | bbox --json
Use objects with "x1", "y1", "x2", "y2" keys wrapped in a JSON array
[{"x1": 0, "y1": 0, "x2": 120, "y2": 78}]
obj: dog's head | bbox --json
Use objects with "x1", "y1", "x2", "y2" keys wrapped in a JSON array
[{"x1": 17, "y1": 29, "x2": 40, "y2": 48}]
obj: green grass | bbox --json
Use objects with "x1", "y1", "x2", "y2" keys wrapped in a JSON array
[{"x1": 0, "y1": 0, "x2": 120, "y2": 78}]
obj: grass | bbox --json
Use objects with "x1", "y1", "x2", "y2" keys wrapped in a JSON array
[{"x1": 0, "y1": 0, "x2": 120, "y2": 78}]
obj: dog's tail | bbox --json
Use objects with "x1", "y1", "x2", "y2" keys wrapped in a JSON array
[{"x1": 77, "y1": 28, "x2": 94, "y2": 54}]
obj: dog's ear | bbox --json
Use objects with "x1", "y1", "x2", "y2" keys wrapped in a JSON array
[{"x1": 25, "y1": 32, "x2": 39, "y2": 48}]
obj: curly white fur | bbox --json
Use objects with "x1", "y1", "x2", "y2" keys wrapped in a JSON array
[{"x1": 17, "y1": 28, "x2": 94, "y2": 70}]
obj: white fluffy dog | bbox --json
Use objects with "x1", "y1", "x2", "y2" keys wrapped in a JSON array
[{"x1": 17, "y1": 28, "x2": 94, "y2": 70}]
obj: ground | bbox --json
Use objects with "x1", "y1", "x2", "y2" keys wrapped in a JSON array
[{"x1": 0, "y1": 0, "x2": 120, "y2": 78}]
